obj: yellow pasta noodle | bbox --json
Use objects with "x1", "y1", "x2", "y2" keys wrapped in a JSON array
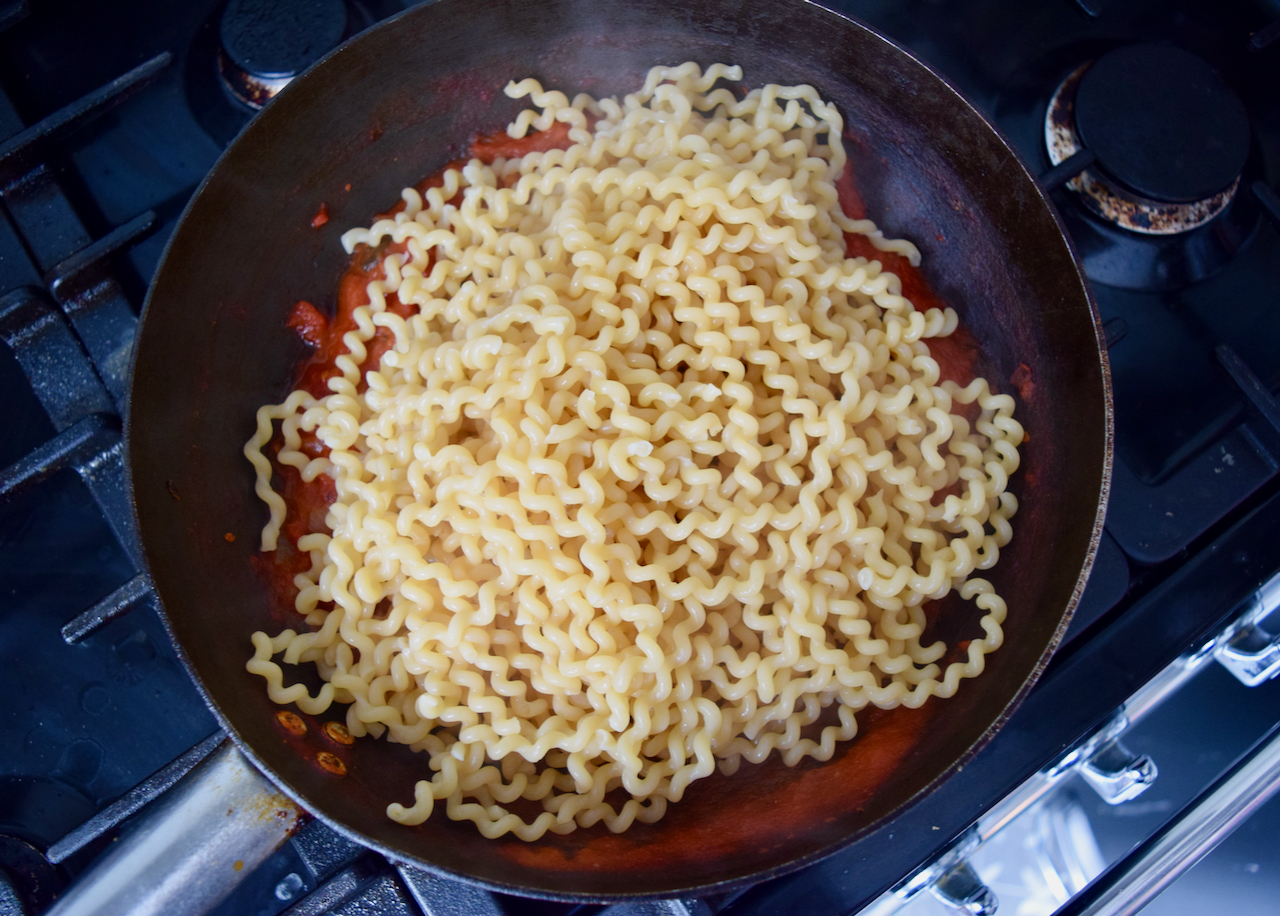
[{"x1": 244, "y1": 62, "x2": 1023, "y2": 840}]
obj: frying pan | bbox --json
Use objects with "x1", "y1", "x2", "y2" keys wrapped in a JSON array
[{"x1": 100, "y1": 0, "x2": 1111, "y2": 907}]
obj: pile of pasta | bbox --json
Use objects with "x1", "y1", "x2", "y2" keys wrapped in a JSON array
[{"x1": 245, "y1": 63, "x2": 1023, "y2": 841}]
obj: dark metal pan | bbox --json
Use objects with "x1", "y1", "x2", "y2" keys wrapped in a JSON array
[{"x1": 118, "y1": 0, "x2": 1110, "y2": 903}]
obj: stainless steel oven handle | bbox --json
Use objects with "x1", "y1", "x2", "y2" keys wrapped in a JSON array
[
  {"x1": 1214, "y1": 570, "x2": 1280, "y2": 687},
  {"x1": 46, "y1": 739, "x2": 304, "y2": 916},
  {"x1": 928, "y1": 861, "x2": 998, "y2": 916},
  {"x1": 1078, "y1": 737, "x2": 1158, "y2": 804},
  {"x1": 1055, "y1": 722, "x2": 1280, "y2": 916}
]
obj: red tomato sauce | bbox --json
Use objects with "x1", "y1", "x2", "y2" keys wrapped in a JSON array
[
  {"x1": 471, "y1": 119, "x2": 576, "y2": 160},
  {"x1": 250, "y1": 460, "x2": 334, "y2": 616}
]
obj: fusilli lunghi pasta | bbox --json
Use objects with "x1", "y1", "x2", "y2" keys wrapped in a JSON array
[{"x1": 244, "y1": 63, "x2": 1023, "y2": 841}]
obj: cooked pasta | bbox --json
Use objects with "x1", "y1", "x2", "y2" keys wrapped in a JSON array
[{"x1": 244, "y1": 62, "x2": 1023, "y2": 841}]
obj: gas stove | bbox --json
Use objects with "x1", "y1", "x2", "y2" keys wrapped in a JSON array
[{"x1": 2, "y1": 1, "x2": 1280, "y2": 915}]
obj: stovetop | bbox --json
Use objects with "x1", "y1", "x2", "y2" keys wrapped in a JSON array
[{"x1": 2, "y1": 1, "x2": 1279, "y2": 915}]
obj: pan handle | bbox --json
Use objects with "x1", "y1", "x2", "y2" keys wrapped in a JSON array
[{"x1": 47, "y1": 739, "x2": 306, "y2": 916}]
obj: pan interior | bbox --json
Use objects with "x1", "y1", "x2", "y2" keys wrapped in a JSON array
[{"x1": 128, "y1": 0, "x2": 1108, "y2": 899}]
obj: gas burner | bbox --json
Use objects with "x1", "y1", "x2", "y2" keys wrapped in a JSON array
[
  {"x1": 218, "y1": 0, "x2": 348, "y2": 109},
  {"x1": 1043, "y1": 43, "x2": 1261, "y2": 291},
  {"x1": 1046, "y1": 44, "x2": 1250, "y2": 235},
  {"x1": 0, "y1": 835, "x2": 61, "y2": 914},
  {"x1": 188, "y1": 0, "x2": 389, "y2": 147}
]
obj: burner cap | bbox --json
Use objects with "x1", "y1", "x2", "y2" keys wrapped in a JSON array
[
  {"x1": 1074, "y1": 44, "x2": 1249, "y2": 204},
  {"x1": 220, "y1": 0, "x2": 347, "y2": 80},
  {"x1": 0, "y1": 835, "x2": 61, "y2": 912}
]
